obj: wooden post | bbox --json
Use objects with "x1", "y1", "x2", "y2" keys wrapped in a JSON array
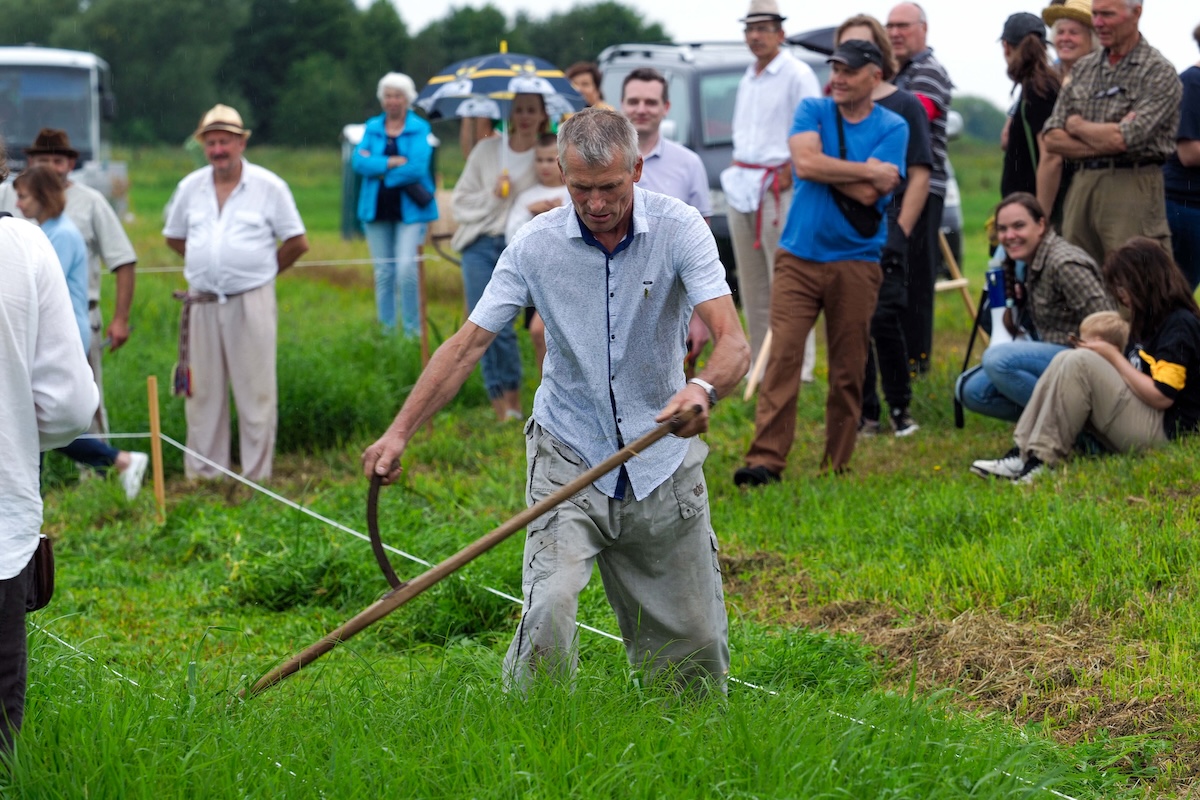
[
  {"x1": 417, "y1": 243, "x2": 430, "y2": 368},
  {"x1": 938, "y1": 231, "x2": 980, "y2": 329},
  {"x1": 146, "y1": 375, "x2": 166, "y2": 523}
]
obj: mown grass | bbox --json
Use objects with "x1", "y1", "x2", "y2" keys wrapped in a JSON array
[{"x1": 9, "y1": 138, "x2": 1199, "y2": 797}]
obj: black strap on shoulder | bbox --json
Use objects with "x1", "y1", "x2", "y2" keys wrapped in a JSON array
[{"x1": 835, "y1": 108, "x2": 848, "y2": 160}]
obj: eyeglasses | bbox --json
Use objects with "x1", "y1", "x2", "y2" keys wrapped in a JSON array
[
  {"x1": 744, "y1": 23, "x2": 780, "y2": 34},
  {"x1": 885, "y1": 21, "x2": 918, "y2": 30}
]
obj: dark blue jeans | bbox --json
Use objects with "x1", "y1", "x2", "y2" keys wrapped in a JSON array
[
  {"x1": 1167, "y1": 199, "x2": 1200, "y2": 292},
  {"x1": 57, "y1": 437, "x2": 119, "y2": 471}
]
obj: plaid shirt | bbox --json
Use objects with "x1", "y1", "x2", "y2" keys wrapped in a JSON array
[
  {"x1": 1044, "y1": 35, "x2": 1181, "y2": 163},
  {"x1": 1013, "y1": 230, "x2": 1116, "y2": 345}
]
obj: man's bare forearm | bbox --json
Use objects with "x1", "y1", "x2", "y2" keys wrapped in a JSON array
[{"x1": 896, "y1": 167, "x2": 930, "y2": 235}]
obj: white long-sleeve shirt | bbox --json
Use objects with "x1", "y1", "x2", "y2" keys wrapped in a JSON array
[{"x1": 0, "y1": 217, "x2": 98, "y2": 580}]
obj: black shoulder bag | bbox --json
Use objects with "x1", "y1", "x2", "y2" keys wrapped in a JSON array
[{"x1": 829, "y1": 109, "x2": 884, "y2": 238}]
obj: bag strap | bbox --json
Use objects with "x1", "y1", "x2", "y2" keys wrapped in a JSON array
[
  {"x1": 835, "y1": 108, "x2": 848, "y2": 160},
  {"x1": 1019, "y1": 98, "x2": 1038, "y2": 171}
]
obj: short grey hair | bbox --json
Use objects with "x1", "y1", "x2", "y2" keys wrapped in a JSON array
[
  {"x1": 556, "y1": 107, "x2": 639, "y2": 173},
  {"x1": 377, "y1": 72, "x2": 417, "y2": 104}
]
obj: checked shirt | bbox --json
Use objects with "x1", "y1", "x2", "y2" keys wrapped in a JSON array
[
  {"x1": 1044, "y1": 35, "x2": 1181, "y2": 163},
  {"x1": 1018, "y1": 229, "x2": 1116, "y2": 346}
]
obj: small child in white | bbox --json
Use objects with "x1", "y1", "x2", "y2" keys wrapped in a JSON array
[{"x1": 505, "y1": 133, "x2": 570, "y2": 375}]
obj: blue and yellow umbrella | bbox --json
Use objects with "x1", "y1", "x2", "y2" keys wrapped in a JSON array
[{"x1": 415, "y1": 45, "x2": 586, "y2": 122}]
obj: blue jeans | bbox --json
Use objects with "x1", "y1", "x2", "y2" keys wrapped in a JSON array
[
  {"x1": 958, "y1": 340, "x2": 1067, "y2": 422},
  {"x1": 363, "y1": 221, "x2": 425, "y2": 335},
  {"x1": 461, "y1": 235, "x2": 521, "y2": 399},
  {"x1": 1167, "y1": 199, "x2": 1200, "y2": 292},
  {"x1": 57, "y1": 436, "x2": 119, "y2": 470}
]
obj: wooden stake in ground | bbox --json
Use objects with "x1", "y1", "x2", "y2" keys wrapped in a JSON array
[
  {"x1": 417, "y1": 242, "x2": 430, "y2": 368},
  {"x1": 146, "y1": 375, "x2": 166, "y2": 523},
  {"x1": 247, "y1": 405, "x2": 702, "y2": 697},
  {"x1": 743, "y1": 329, "x2": 772, "y2": 402}
]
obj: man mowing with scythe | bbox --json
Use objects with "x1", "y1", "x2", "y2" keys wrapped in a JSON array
[{"x1": 363, "y1": 107, "x2": 750, "y2": 693}]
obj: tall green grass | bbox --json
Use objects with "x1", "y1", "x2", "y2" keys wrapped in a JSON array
[{"x1": 17, "y1": 141, "x2": 1200, "y2": 797}]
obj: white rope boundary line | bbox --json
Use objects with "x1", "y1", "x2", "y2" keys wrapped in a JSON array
[
  {"x1": 58, "y1": 430, "x2": 1084, "y2": 798},
  {"x1": 136, "y1": 255, "x2": 441, "y2": 275},
  {"x1": 27, "y1": 621, "x2": 304, "y2": 784}
]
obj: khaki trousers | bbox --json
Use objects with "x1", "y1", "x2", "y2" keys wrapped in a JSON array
[
  {"x1": 503, "y1": 422, "x2": 729, "y2": 694},
  {"x1": 1015, "y1": 348, "x2": 1166, "y2": 466},
  {"x1": 746, "y1": 252, "x2": 881, "y2": 474},
  {"x1": 184, "y1": 282, "x2": 277, "y2": 480},
  {"x1": 728, "y1": 195, "x2": 816, "y2": 381},
  {"x1": 1062, "y1": 165, "x2": 1172, "y2": 268}
]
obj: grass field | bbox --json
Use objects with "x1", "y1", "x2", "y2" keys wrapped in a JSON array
[{"x1": 7, "y1": 137, "x2": 1200, "y2": 798}]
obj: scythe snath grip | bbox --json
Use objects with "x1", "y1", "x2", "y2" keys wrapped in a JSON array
[{"x1": 247, "y1": 404, "x2": 702, "y2": 697}]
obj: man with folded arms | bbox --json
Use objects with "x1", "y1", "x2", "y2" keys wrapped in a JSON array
[
  {"x1": 1043, "y1": 0, "x2": 1180, "y2": 264},
  {"x1": 735, "y1": 39, "x2": 906, "y2": 485}
]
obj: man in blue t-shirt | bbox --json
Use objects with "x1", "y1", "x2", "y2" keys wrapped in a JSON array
[{"x1": 736, "y1": 39, "x2": 908, "y2": 485}]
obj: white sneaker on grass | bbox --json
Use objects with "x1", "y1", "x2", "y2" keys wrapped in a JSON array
[
  {"x1": 970, "y1": 447, "x2": 1024, "y2": 480},
  {"x1": 120, "y1": 452, "x2": 149, "y2": 500}
]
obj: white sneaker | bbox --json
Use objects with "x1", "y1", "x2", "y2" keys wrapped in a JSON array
[
  {"x1": 1013, "y1": 456, "x2": 1046, "y2": 485},
  {"x1": 970, "y1": 447, "x2": 1024, "y2": 479},
  {"x1": 120, "y1": 452, "x2": 149, "y2": 500}
]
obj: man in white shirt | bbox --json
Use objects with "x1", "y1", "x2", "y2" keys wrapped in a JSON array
[
  {"x1": 163, "y1": 105, "x2": 309, "y2": 481},
  {"x1": 0, "y1": 144, "x2": 98, "y2": 750},
  {"x1": 722, "y1": 0, "x2": 822, "y2": 382}
]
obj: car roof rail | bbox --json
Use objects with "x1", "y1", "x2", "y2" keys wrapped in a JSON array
[{"x1": 597, "y1": 41, "x2": 747, "y2": 65}]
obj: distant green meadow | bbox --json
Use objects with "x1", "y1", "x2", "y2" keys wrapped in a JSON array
[{"x1": 8, "y1": 138, "x2": 1199, "y2": 797}]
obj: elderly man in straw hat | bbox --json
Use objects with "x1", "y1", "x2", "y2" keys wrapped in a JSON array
[
  {"x1": 1042, "y1": 0, "x2": 1180, "y2": 268},
  {"x1": 721, "y1": 0, "x2": 821, "y2": 385},
  {"x1": 163, "y1": 104, "x2": 309, "y2": 481}
]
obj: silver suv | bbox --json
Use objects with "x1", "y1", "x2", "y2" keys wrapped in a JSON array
[{"x1": 597, "y1": 39, "x2": 963, "y2": 285}]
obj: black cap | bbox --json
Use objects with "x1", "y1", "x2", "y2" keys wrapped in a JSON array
[
  {"x1": 1000, "y1": 13, "x2": 1046, "y2": 45},
  {"x1": 826, "y1": 39, "x2": 884, "y2": 71}
]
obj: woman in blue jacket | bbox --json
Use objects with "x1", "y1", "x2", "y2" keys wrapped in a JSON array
[{"x1": 352, "y1": 72, "x2": 438, "y2": 336}]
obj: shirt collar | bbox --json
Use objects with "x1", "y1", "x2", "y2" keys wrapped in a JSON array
[{"x1": 572, "y1": 189, "x2": 645, "y2": 254}]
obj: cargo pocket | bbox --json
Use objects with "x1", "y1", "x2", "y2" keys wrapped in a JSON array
[
  {"x1": 670, "y1": 439, "x2": 710, "y2": 523},
  {"x1": 522, "y1": 511, "x2": 560, "y2": 586}
]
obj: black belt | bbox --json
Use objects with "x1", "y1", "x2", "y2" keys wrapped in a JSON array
[
  {"x1": 1078, "y1": 157, "x2": 1164, "y2": 170},
  {"x1": 87, "y1": 300, "x2": 99, "y2": 310}
]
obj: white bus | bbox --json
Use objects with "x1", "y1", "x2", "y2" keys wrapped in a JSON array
[{"x1": 0, "y1": 46, "x2": 126, "y2": 210}]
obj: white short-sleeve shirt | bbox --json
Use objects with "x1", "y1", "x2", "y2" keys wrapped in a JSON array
[{"x1": 162, "y1": 160, "x2": 306, "y2": 297}]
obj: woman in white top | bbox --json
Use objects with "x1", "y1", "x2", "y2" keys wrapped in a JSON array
[{"x1": 451, "y1": 93, "x2": 549, "y2": 421}]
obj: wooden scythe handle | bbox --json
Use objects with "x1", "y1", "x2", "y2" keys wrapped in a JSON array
[{"x1": 247, "y1": 405, "x2": 702, "y2": 697}]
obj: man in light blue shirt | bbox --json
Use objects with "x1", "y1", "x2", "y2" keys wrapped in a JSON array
[{"x1": 364, "y1": 107, "x2": 749, "y2": 693}]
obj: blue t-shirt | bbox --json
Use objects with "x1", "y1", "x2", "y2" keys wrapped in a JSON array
[
  {"x1": 42, "y1": 215, "x2": 90, "y2": 352},
  {"x1": 780, "y1": 97, "x2": 908, "y2": 263},
  {"x1": 1164, "y1": 65, "x2": 1200, "y2": 207}
]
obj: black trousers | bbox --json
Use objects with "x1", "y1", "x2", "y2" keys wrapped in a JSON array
[
  {"x1": 0, "y1": 556, "x2": 32, "y2": 754},
  {"x1": 900, "y1": 194, "x2": 944, "y2": 374},
  {"x1": 863, "y1": 261, "x2": 911, "y2": 420}
]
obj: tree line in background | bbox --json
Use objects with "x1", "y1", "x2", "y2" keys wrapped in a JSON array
[{"x1": 0, "y1": 0, "x2": 667, "y2": 146}]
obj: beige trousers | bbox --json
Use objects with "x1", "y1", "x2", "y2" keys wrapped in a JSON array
[
  {"x1": 728, "y1": 192, "x2": 816, "y2": 382},
  {"x1": 184, "y1": 282, "x2": 277, "y2": 480},
  {"x1": 1015, "y1": 348, "x2": 1166, "y2": 466}
]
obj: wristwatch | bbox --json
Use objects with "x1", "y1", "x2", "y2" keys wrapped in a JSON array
[{"x1": 688, "y1": 377, "x2": 719, "y2": 408}]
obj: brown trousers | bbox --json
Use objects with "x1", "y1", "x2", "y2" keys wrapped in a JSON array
[
  {"x1": 184, "y1": 282, "x2": 277, "y2": 480},
  {"x1": 746, "y1": 252, "x2": 881, "y2": 474}
]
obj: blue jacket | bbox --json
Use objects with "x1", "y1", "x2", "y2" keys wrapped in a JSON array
[{"x1": 352, "y1": 110, "x2": 438, "y2": 225}]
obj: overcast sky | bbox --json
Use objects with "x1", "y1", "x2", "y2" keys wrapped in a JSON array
[{"x1": 396, "y1": 0, "x2": 1198, "y2": 110}]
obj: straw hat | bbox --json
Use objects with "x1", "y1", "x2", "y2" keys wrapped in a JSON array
[
  {"x1": 741, "y1": 0, "x2": 786, "y2": 25},
  {"x1": 1043, "y1": 0, "x2": 1093, "y2": 29},
  {"x1": 193, "y1": 104, "x2": 251, "y2": 141}
]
